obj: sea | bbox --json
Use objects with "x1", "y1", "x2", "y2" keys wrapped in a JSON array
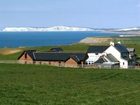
[{"x1": 0, "y1": 32, "x2": 119, "y2": 48}]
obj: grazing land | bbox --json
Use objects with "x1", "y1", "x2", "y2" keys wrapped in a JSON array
[{"x1": 0, "y1": 63, "x2": 140, "y2": 105}]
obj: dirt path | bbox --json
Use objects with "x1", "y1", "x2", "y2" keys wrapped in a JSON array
[{"x1": 0, "y1": 48, "x2": 22, "y2": 55}]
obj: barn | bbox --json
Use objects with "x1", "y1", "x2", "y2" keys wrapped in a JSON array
[{"x1": 18, "y1": 50, "x2": 87, "y2": 68}]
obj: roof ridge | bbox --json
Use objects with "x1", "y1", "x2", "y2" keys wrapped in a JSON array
[
  {"x1": 70, "y1": 55, "x2": 80, "y2": 62},
  {"x1": 34, "y1": 52, "x2": 85, "y2": 54},
  {"x1": 33, "y1": 52, "x2": 36, "y2": 60}
]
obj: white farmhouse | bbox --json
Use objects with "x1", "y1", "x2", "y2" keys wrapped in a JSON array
[
  {"x1": 105, "y1": 42, "x2": 129, "y2": 68},
  {"x1": 86, "y1": 42, "x2": 130, "y2": 69}
]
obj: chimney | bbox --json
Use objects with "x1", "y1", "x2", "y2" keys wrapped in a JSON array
[
  {"x1": 117, "y1": 41, "x2": 121, "y2": 44},
  {"x1": 110, "y1": 41, "x2": 114, "y2": 46}
]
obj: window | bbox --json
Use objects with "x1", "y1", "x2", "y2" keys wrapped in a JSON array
[
  {"x1": 59, "y1": 61, "x2": 61, "y2": 66},
  {"x1": 25, "y1": 53, "x2": 27, "y2": 59},
  {"x1": 95, "y1": 53, "x2": 98, "y2": 55},
  {"x1": 88, "y1": 61, "x2": 90, "y2": 65},
  {"x1": 123, "y1": 62, "x2": 125, "y2": 65},
  {"x1": 88, "y1": 61, "x2": 94, "y2": 65},
  {"x1": 49, "y1": 61, "x2": 51, "y2": 65},
  {"x1": 122, "y1": 53, "x2": 129, "y2": 59}
]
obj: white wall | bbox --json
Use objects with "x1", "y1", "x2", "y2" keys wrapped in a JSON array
[
  {"x1": 105, "y1": 46, "x2": 120, "y2": 59},
  {"x1": 86, "y1": 53, "x2": 103, "y2": 64},
  {"x1": 105, "y1": 46, "x2": 128, "y2": 69},
  {"x1": 119, "y1": 59, "x2": 128, "y2": 69},
  {"x1": 86, "y1": 45, "x2": 129, "y2": 69}
]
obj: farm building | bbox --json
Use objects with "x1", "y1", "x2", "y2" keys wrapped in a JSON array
[
  {"x1": 86, "y1": 42, "x2": 136, "y2": 69},
  {"x1": 18, "y1": 50, "x2": 87, "y2": 68},
  {"x1": 48, "y1": 47, "x2": 63, "y2": 52},
  {"x1": 18, "y1": 42, "x2": 136, "y2": 69}
]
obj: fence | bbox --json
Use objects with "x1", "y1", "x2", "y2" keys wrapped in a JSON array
[{"x1": 0, "y1": 60, "x2": 140, "y2": 70}]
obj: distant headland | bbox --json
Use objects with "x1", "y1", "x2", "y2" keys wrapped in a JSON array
[
  {"x1": 1, "y1": 26, "x2": 140, "y2": 33},
  {"x1": 2, "y1": 26, "x2": 94, "y2": 32},
  {"x1": 1, "y1": 26, "x2": 140, "y2": 37}
]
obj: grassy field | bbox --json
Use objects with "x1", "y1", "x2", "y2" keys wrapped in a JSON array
[
  {"x1": 0, "y1": 64, "x2": 139, "y2": 105},
  {"x1": 112, "y1": 37, "x2": 140, "y2": 45}
]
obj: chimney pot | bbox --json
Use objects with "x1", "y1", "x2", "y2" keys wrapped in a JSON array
[
  {"x1": 110, "y1": 41, "x2": 114, "y2": 46},
  {"x1": 118, "y1": 41, "x2": 121, "y2": 44}
]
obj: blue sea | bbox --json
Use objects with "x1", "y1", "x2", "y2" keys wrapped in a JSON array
[{"x1": 0, "y1": 32, "x2": 118, "y2": 48}]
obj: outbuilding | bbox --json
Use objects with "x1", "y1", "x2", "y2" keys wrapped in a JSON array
[{"x1": 18, "y1": 50, "x2": 86, "y2": 68}]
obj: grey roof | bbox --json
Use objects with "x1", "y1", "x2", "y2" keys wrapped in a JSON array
[
  {"x1": 127, "y1": 48, "x2": 135, "y2": 52},
  {"x1": 49, "y1": 48, "x2": 63, "y2": 52},
  {"x1": 19, "y1": 51, "x2": 87, "y2": 62},
  {"x1": 87, "y1": 46, "x2": 109, "y2": 53},
  {"x1": 94, "y1": 56, "x2": 107, "y2": 64},
  {"x1": 106, "y1": 54, "x2": 119, "y2": 62},
  {"x1": 95, "y1": 54, "x2": 119, "y2": 64},
  {"x1": 18, "y1": 50, "x2": 36, "y2": 60},
  {"x1": 114, "y1": 44, "x2": 128, "y2": 53},
  {"x1": 34, "y1": 52, "x2": 86, "y2": 62},
  {"x1": 70, "y1": 55, "x2": 81, "y2": 63}
]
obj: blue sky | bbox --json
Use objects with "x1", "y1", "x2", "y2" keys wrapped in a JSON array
[{"x1": 0, "y1": 0, "x2": 140, "y2": 28}]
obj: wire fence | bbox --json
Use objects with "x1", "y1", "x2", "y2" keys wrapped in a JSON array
[{"x1": 0, "y1": 60, "x2": 139, "y2": 69}]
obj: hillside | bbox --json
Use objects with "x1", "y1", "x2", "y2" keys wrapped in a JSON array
[{"x1": 0, "y1": 64, "x2": 140, "y2": 105}]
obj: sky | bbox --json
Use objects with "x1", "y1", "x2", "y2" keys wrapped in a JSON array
[{"x1": 0, "y1": 0, "x2": 140, "y2": 29}]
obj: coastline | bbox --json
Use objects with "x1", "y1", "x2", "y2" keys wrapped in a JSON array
[
  {"x1": 79, "y1": 37, "x2": 113, "y2": 44},
  {"x1": 79, "y1": 36, "x2": 140, "y2": 45},
  {"x1": 0, "y1": 31, "x2": 118, "y2": 48}
]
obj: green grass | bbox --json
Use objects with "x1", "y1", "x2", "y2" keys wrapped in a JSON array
[
  {"x1": 32, "y1": 43, "x2": 89, "y2": 52},
  {"x1": 126, "y1": 44, "x2": 140, "y2": 55},
  {"x1": 113, "y1": 37, "x2": 140, "y2": 45},
  {"x1": 0, "y1": 63, "x2": 140, "y2": 105},
  {"x1": 0, "y1": 52, "x2": 22, "y2": 60}
]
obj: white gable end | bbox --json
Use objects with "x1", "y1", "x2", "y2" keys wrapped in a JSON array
[
  {"x1": 105, "y1": 46, "x2": 120, "y2": 59},
  {"x1": 86, "y1": 53, "x2": 103, "y2": 64},
  {"x1": 105, "y1": 46, "x2": 128, "y2": 69}
]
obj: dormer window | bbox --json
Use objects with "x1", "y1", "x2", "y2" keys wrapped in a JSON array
[{"x1": 121, "y1": 52, "x2": 129, "y2": 60}]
